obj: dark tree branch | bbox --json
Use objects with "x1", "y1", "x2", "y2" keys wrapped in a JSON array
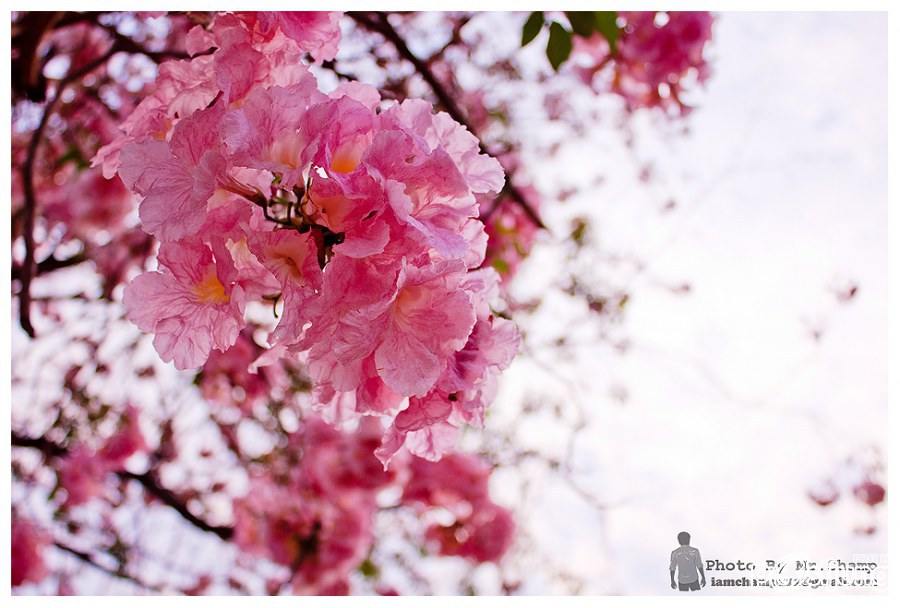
[
  {"x1": 12, "y1": 432, "x2": 234, "y2": 541},
  {"x1": 12, "y1": 252, "x2": 89, "y2": 282},
  {"x1": 320, "y1": 59, "x2": 358, "y2": 82},
  {"x1": 15, "y1": 22, "x2": 191, "y2": 337},
  {"x1": 426, "y1": 14, "x2": 472, "y2": 66},
  {"x1": 347, "y1": 11, "x2": 546, "y2": 230},
  {"x1": 54, "y1": 541, "x2": 165, "y2": 593},
  {"x1": 97, "y1": 23, "x2": 192, "y2": 62},
  {"x1": 11, "y1": 12, "x2": 63, "y2": 102},
  {"x1": 117, "y1": 470, "x2": 234, "y2": 541},
  {"x1": 17, "y1": 44, "x2": 122, "y2": 338}
]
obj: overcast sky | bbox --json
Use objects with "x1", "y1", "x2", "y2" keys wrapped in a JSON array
[{"x1": 493, "y1": 11, "x2": 887, "y2": 594}]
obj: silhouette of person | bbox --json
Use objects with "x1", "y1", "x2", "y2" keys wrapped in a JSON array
[{"x1": 670, "y1": 531, "x2": 706, "y2": 591}]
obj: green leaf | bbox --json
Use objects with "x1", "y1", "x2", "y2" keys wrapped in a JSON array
[
  {"x1": 491, "y1": 257, "x2": 510, "y2": 275},
  {"x1": 521, "y1": 11, "x2": 543, "y2": 47},
  {"x1": 358, "y1": 558, "x2": 379, "y2": 578},
  {"x1": 565, "y1": 12, "x2": 596, "y2": 37},
  {"x1": 56, "y1": 144, "x2": 89, "y2": 170},
  {"x1": 546, "y1": 22, "x2": 573, "y2": 71},
  {"x1": 594, "y1": 11, "x2": 619, "y2": 53}
]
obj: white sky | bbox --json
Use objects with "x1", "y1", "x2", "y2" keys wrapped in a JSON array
[{"x1": 490, "y1": 12, "x2": 888, "y2": 594}]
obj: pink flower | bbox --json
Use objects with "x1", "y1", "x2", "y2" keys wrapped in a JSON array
[
  {"x1": 301, "y1": 257, "x2": 476, "y2": 402},
  {"x1": 375, "y1": 260, "x2": 477, "y2": 395},
  {"x1": 480, "y1": 183, "x2": 542, "y2": 282},
  {"x1": 42, "y1": 170, "x2": 134, "y2": 240},
  {"x1": 199, "y1": 331, "x2": 281, "y2": 410},
  {"x1": 384, "y1": 99, "x2": 505, "y2": 195},
  {"x1": 402, "y1": 454, "x2": 516, "y2": 563},
  {"x1": 377, "y1": 276, "x2": 519, "y2": 464},
  {"x1": 11, "y1": 517, "x2": 49, "y2": 587},
  {"x1": 57, "y1": 407, "x2": 148, "y2": 507},
  {"x1": 402, "y1": 453, "x2": 491, "y2": 511},
  {"x1": 118, "y1": 102, "x2": 227, "y2": 241},
  {"x1": 367, "y1": 99, "x2": 504, "y2": 262},
  {"x1": 107, "y1": 12, "x2": 517, "y2": 464},
  {"x1": 58, "y1": 445, "x2": 108, "y2": 506},
  {"x1": 98, "y1": 405, "x2": 147, "y2": 467},
  {"x1": 299, "y1": 417, "x2": 396, "y2": 493},
  {"x1": 247, "y1": 228, "x2": 323, "y2": 345},
  {"x1": 221, "y1": 81, "x2": 323, "y2": 188},
  {"x1": 124, "y1": 238, "x2": 246, "y2": 370},
  {"x1": 237, "y1": 12, "x2": 343, "y2": 63},
  {"x1": 573, "y1": 12, "x2": 713, "y2": 113},
  {"x1": 232, "y1": 417, "x2": 386, "y2": 595},
  {"x1": 427, "y1": 502, "x2": 515, "y2": 563}
]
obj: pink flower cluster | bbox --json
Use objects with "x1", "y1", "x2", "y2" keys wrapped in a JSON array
[
  {"x1": 233, "y1": 418, "x2": 515, "y2": 592},
  {"x1": 479, "y1": 183, "x2": 542, "y2": 284},
  {"x1": 233, "y1": 417, "x2": 392, "y2": 594},
  {"x1": 402, "y1": 453, "x2": 515, "y2": 562},
  {"x1": 574, "y1": 11, "x2": 713, "y2": 112},
  {"x1": 199, "y1": 330, "x2": 285, "y2": 412},
  {"x1": 102, "y1": 12, "x2": 519, "y2": 464},
  {"x1": 11, "y1": 517, "x2": 49, "y2": 587},
  {"x1": 57, "y1": 405, "x2": 147, "y2": 507}
]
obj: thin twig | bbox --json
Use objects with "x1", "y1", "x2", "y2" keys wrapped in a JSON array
[
  {"x1": 320, "y1": 59, "x2": 358, "y2": 82},
  {"x1": 426, "y1": 14, "x2": 472, "y2": 65},
  {"x1": 17, "y1": 44, "x2": 121, "y2": 337},
  {"x1": 12, "y1": 251, "x2": 88, "y2": 282},
  {"x1": 54, "y1": 541, "x2": 166, "y2": 593},
  {"x1": 97, "y1": 23, "x2": 191, "y2": 62},
  {"x1": 15, "y1": 24, "x2": 189, "y2": 337},
  {"x1": 12, "y1": 431, "x2": 234, "y2": 541}
]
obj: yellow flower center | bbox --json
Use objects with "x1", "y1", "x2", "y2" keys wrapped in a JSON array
[
  {"x1": 330, "y1": 147, "x2": 362, "y2": 174},
  {"x1": 193, "y1": 271, "x2": 229, "y2": 305}
]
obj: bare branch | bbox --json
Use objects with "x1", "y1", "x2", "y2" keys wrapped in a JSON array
[
  {"x1": 17, "y1": 44, "x2": 121, "y2": 337},
  {"x1": 12, "y1": 252, "x2": 88, "y2": 282},
  {"x1": 54, "y1": 541, "x2": 166, "y2": 593},
  {"x1": 12, "y1": 432, "x2": 234, "y2": 541}
]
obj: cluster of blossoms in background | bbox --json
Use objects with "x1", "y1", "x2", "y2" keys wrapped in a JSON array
[
  {"x1": 231, "y1": 418, "x2": 513, "y2": 594},
  {"x1": 558, "y1": 11, "x2": 714, "y2": 113},
  {"x1": 806, "y1": 446, "x2": 887, "y2": 535}
]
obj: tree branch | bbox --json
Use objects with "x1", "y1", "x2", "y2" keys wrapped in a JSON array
[
  {"x1": 347, "y1": 12, "x2": 546, "y2": 230},
  {"x1": 97, "y1": 22, "x2": 192, "y2": 62},
  {"x1": 320, "y1": 59, "x2": 358, "y2": 82},
  {"x1": 12, "y1": 431, "x2": 234, "y2": 541},
  {"x1": 12, "y1": 252, "x2": 89, "y2": 282},
  {"x1": 15, "y1": 19, "x2": 193, "y2": 336},
  {"x1": 17, "y1": 44, "x2": 121, "y2": 338},
  {"x1": 54, "y1": 541, "x2": 165, "y2": 593}
]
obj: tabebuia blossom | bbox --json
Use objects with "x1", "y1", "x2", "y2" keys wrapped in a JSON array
[
  {"x1": 854, "y1": 479, "x2": 886, "y2": 507},
  {"x1": 105, "y1": 11, "x2": 519, "y2": 464},
  {"x1": 11, "y1": 516, "x2": 49, "y2": 587},
  {"x1": 479, "y1": 183, "x2": 542, "y2": 284},
  {"x1": 401, "y1": 453, "x2": 516, "y2": 562},
  {"x1": 231, "y1": 417, "x2": 514, "y2": 593},
  {"x1": 232, "y1": 417, "x2": 391, "y2": 595},
  {"x1": 58, "y1": 405, "x2": 147, "y2": 507},
  {"x1": 199, "y1": 330, "x2": 286, "y2": 412},
  {"x1": 573, "y1": 11, "x2": 714, "y2": 112}
]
